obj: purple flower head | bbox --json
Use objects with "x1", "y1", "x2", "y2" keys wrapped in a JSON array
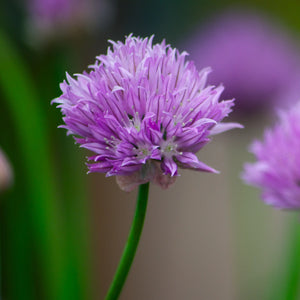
[
  {"x1": 53, "y1": 35, "x2": 242, "y2": 191},
  {"x1": 184, "y1": 10, "x2": 300, "y2": 115},
  {"x1": 242, "y1": 103, "x2": 300, "y2": 210}
]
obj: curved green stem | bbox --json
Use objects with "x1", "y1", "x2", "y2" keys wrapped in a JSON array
[{"x1": 105, "y1": 183, "x2": 150, "y2": 300}]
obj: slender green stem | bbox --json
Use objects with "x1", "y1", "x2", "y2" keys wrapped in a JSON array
[
  {"x1": 285, "y1": 221, "x2": 300, "y2": 300},
  {"x1": 272, "y1": 216, "x2": 300, "y2": 300},
  {"x1": 105, "y1": 183, "x2": 150, "y2": 300},
  {"x1": 265, "y1": 214, "x2": 300, "y2": 300}
]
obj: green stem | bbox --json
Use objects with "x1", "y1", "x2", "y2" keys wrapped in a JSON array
[
  {"x1": 279, "y1": 216, "x2": 300, "y2": 300},
  {"x1": 267, "y1": 215, "x2": 300, "y2": 300},
  {"x1": 285, "y1": 221, "x2": 300, "y2": 300},
  {"x1": 105, "y1": 183, "x2": 150, "y2": 300}
]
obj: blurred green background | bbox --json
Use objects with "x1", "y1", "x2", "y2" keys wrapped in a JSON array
[{"x1": 1, "y1": 0, "x2": 300, "y2": 299}]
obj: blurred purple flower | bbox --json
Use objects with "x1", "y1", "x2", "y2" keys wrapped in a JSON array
[
  {"x1": 27, "y1": 0, "x2": 113, "y2": 42},
  {"x1": 53, "y1": 35, "x2": 242, "y2": 191},
  {"x1": 184, "y1": 10, "x2": 300, "y2": 115},
  {"x1": 0, "y1": 148, "x2": 13, "y2": 192},
  {"x1": 242, "y1": 103, "x2": 300, "y2": 209},
  {"x1": 30, "y1": 0, "x2": 72, "y2": 24}
]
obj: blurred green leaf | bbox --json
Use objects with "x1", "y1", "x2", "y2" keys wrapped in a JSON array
[{"x1": 0, "y1": 30, "x2": 76, "y2": 300}]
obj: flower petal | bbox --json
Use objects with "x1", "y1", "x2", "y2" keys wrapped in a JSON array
[
  {"x1": 161, "y1": 158, "x2": 178, "y2": 176},
  {"x1": 176, "y1": 152, "x2": 219, "y2": 173},
  {"x1": 210, "y1": 122, "x2": 243, "y2": 135}
]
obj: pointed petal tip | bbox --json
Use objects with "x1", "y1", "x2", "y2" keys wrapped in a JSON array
[
  {"x1": 200, "y1": 165, "x2": 219, "y2": 174},
  {"x1": 210, "y1": 122, "x2": 244, "y2": 135}
]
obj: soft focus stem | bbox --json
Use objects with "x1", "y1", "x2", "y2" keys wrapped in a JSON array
[
  {"x1": 267, "y1": 215, "x2": 300, "y2": 300},
  {"x1": 285, "y1": 221, "x2": 300, "y2": 299},
  {"x1": 105, "y1": 182, "x2": 149, "y2": 300},
  {"x1": 276, "y1": 216, "x2": 300, "y2": 300}
]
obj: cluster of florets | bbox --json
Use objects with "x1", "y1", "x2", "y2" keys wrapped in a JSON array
[
  {"x1": 243, "y1": 103, "x2": 300, "y2": 209},
  {"x1": 53, "y1": 35, "x2": 241, "y2": 191}
]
